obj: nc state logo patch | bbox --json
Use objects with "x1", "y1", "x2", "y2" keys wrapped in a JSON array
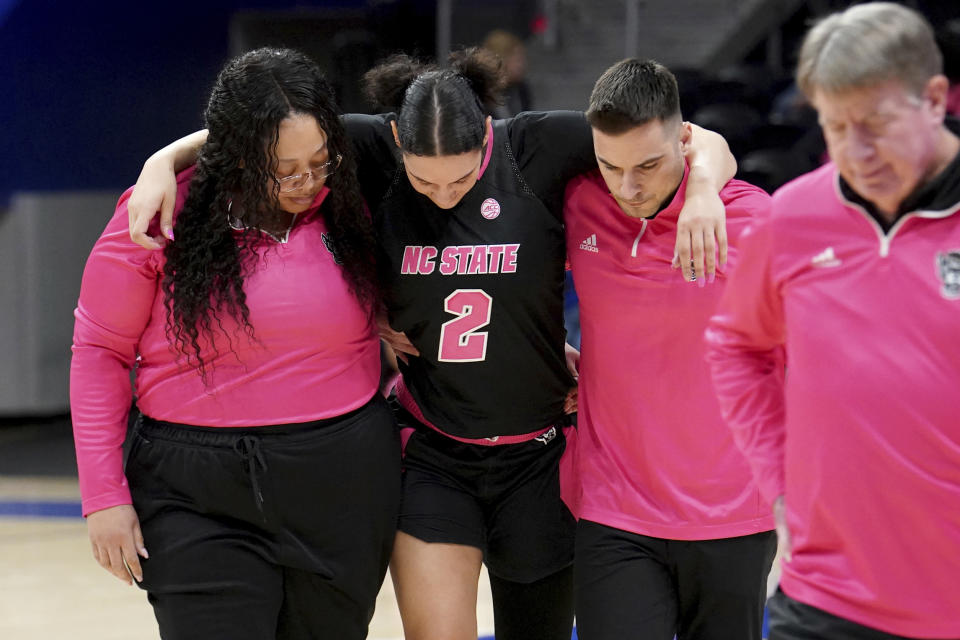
[
  {"x1": 480, "y1": 198, "x2": 501, "y2": 220},
  {"x1": 936, "y1": 250, "x2": 960, "y2": 299}
]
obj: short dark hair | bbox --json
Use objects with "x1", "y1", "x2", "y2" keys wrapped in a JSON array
[{"x1": 586, "y1": 58, "x2": 681, "y2": 135}]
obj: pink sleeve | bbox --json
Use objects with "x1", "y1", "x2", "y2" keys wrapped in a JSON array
[
  {"x1": 70, "y1": 187, "x2": 161, "y2": 516},
  {"x1": 704, "y1": 214, "x2": 787, "y2": 505}
]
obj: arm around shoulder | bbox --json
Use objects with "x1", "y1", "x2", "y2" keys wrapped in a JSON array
[
  {"x1": 509, "y1": 110, "x2": 596, "y2": 178},
  {"x1": 674, "y1": 122, "x2": 738, "y2": 282},
  {"x1": 685, "y1": 123, "x2": 736, "y2": 190},
  {"x1": 129, "y1": 130, "x2": 208, "y2": 250}
]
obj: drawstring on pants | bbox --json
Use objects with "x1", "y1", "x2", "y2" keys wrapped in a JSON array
[{"x1": 234, "y1": 435, "x2": 268, "y2": 521}]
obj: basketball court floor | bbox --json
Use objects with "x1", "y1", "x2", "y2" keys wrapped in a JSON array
[
  {"x1": 0, "y1": 417, "x2": 777, "y2": 639},
  {"x1": 0, "y1": 417, "x2": 493, "y2": 639},
  {"x1": 0, "y1": 473, "x2": 502, "y2": 639}
]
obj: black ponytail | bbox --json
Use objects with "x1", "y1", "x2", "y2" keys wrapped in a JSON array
[
  {"x1": 449, "y1": 47, "x2": 506, "y2": 109},
  {"x1": 362, "y1": 47, "x2": 506, "y2": 156},
  {"x1": 362, "y1": 53, "x2": 432, "y2": 113}
]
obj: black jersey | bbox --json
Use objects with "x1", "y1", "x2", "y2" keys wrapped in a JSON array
[{"x1": 345, "y1": 111, "x2": 596, "y2": 438}]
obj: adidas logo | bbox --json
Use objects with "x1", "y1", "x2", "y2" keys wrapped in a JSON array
[
  {"x1": 811, "y1": 246, "x2": 841, "y2": 268},
  {"x1": 579, "y1": 234, "x2": 599, "y2": 253}
]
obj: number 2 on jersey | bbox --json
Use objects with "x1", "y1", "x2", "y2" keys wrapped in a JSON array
[{"x1": 438, "y1": 289, "x2": 492, "y2": 362}]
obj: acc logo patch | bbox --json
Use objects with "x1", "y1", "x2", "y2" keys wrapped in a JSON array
[
  {"x1": 936, "y1": 250, "x2": 960, "y2": 299},
  {"x1": 480, "y1": 198, "x2": 501, "y2": 220}
]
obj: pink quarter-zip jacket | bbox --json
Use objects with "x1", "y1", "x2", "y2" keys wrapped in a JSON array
[
  {"x1": 71, "y1": 169, "x2": 381, "y2": 516},
  {"x1": 562, "y1": 168, "x2": 774, "y2": 540},
  {"x1": 706, "y1": 162, "x2": 960, "y2": 637}
]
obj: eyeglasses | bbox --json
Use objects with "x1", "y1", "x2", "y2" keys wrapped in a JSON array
[{"x1": 275, "y1": 154, "x2": 342, "y2": 192}]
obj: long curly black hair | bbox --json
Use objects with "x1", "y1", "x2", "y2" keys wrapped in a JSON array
[{"x1": 162, "y1": 48, "x2": 377, "y2": 380}]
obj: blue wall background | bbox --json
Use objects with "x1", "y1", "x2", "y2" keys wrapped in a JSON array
[
  {"x1": 0, "y1": 0, "x2": 371, "y2": 201},
  {"x1": 0, "y1": 0, "x2": 535, "y2": 202}
]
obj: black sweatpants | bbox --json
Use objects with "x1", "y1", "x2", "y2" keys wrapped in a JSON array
[
  {"x1": 767, "y1": 589, "x2": 935, "y2": 640},
  {"x1": 574, "y1": 519, "x2": 776, "y2": 640},
  {"x1": 126, "y1": 396, "x2": 401, "y2": 640}
]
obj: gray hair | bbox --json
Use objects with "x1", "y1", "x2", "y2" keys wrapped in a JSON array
[{"x1": 797, "y1": 2, "x2": 942, "y2": 99}]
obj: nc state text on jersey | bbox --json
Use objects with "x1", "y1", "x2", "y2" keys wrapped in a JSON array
[{"x1": 400, "y1": 244, "x2": 521, "y2": 275}]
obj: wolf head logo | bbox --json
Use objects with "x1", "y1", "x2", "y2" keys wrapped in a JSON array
[{"x1": 936, "y1": 251, "x2": 960, "y2": 299}]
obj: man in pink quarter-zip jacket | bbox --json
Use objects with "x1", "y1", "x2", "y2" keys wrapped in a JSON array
[
  {"x1": 562, "y1": 58, "x2": 776, "y2": 640},
  {"x1": 706, "y1": 3, "x2": 960, "y2": 639}
]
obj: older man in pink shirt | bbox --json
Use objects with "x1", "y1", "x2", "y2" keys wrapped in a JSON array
[{"x1": 706, "y1": 3, "x2": 960, "y2": 638}]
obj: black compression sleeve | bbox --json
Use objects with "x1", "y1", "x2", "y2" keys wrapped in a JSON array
[
  {"x1": 341, "y1": 113, "x2": 399, "y2": 213},
  {"x1": 507, "y1": 111, "x2": 597, "y2": 219}
]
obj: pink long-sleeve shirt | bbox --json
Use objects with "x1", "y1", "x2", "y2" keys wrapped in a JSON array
[
  {"x1": 706, "y1": 162, "x2": 960, "y2": 637},
  {"x1": 562, "y1": 168, "x2": 774, "y2": 540},
  {"x1": 71, "y1": 169, "x2": 380, "y2": 516}
]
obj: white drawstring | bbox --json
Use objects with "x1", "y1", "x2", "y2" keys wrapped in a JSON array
[{"x1": 630, "y1": 220, "x2": 648, "y2": 258}]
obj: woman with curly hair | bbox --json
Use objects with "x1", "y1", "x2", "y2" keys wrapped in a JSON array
[
  {"x1": 126, "y1": 47, "x2": 734, "y2": 640},
  {"x1": 70, "y1": 48, "x2": 400, "y2": 639}
]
